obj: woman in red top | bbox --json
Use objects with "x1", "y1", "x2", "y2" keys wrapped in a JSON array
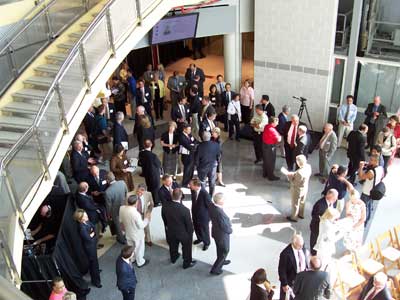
[
  {"x1": 49, "y1": 277, "x2": 67, "y2": 300},
  {"x1": 262, "y1": 117, "x2": 281, "y2": 181},
  {"x1": 386, "y1": 115, "x2": 400, "y2": 157}
]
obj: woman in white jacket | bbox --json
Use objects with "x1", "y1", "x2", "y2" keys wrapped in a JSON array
[{"x1": 227, "y1": 94, "x2": 242, "y2": 141}]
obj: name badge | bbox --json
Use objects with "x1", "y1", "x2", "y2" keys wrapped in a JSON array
[
  {"x1": 90, "y1": 231, "x2": 95, "y2": 238},
  {"x1": 199, "y1": 97, "x2": 202, "y2": 100},
  {"x1": 124, "y1": 160, "x2": 128, "y2": 165},
  {"x1": 191, "y1": 137, "x2": 194, "y2": 141},
  {"x1": 145, "y1": 93, "x2": 149, "y2": 96},
  {"x1": 110, "y1": 109, "x2": 114, "y2": 113},
  {"x1": 102, "y1": 180, "x2": 107, "y2": 185},
  {"x1": 206, "y1": 126, "x2": 210, "y2": 131},
  {"x1": 150, "y1": 74, "x2": 153, "y2": 78},
  {"x1": 84, "y1": 147, "x2": 88, "y2": 151},
  {"x1": 179, "y1": 82, "x2": 183, "y2": 86},
  {"x1": 154, "y1": 86, "x2": 158, "y2": 89}
]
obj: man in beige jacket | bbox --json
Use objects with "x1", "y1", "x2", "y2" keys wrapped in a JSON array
[{"x1": 286, "y1": 155, "x2": 312, "y2": 222}]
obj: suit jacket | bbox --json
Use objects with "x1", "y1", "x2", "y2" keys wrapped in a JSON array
[
  {"x1": 293, "y1": 270, "x2": 330, "y2": 300},
  {"x1": 191, "y1": 188, "x2": 212, "y2": 222},
  {"x1": 104, "y1": 180, "x2": 128, "y2": 215},
  {"x1": 179, "y1": 133, "x2": 197, "y2": 156},
  {"x1": 185, "y1": 67, "x2": 205, "y2": 87},
  {"x1": 262, "y1": 102, "x2": 275, "y2": 117},
  {"x1": 119, "y1": 205, "x2": 147, "y2": 241},
  {"x1": 113, "y1": 122, "x2": 128, "y2": 147},
  {"x1": 138, "y1": 150, "x2": 161, "y2": 190},
  {"x1": 76, "y1": 193, "x2": 101, "y2": 224},
  {"x1": 196, "y1": 140, "x2": 221, "y2": 172},
  {"x1": 364, "y1": 103, "x2": 387, "y2": 125},
  {"x1": 283, "y1": 121, "x2": 306, "y2": 147},
  {"x1": 278, "y1": 244, "x2": 309, "y2": 287},
  {"x1": 158, "y1": 182, "x2": 180, "y2": 204},
  {"x1": 116, "y1": 256, "x2": 137, "y2": 291},
  {"x1": 294, "y1": 134, "x2": 309, "y2": 158},
  {"x1": 161, "y1": 200, "x2": 193, "y2": 240},
  {"x1": 347, "y1": 130, "x2": 366, "y2": 160},
  {"x1": 79, "y1": 221, "x2": 97, "y2": 256},
  {"x1": 171, "y1": 104, "x2": 191, "y2": 124},
  {"x1": 167, "y1": 75, "x2": 186, "y2": 93},
  {"x1": 309, "y1": 197, "x2": 337, "y2": 233},
  {"x1": 161, "y1": 131, "x2": 179, "y2": 154},
  {"x1": 221, "y1": 90, "x2": 236, "y2": 108},
  {"x1": 250, "y1": 282, "x2": 274, "y2": 300},
  {"x1": 358, "y1": 277, "x2": 391, "y2": 300},
  {"x1": 208, "y1": 203, "x2": 232, "y2": 248},
  {"x1": 83, "y1": 112, "x2": 96, "y2": 139},
  {"x1": 319, "y1": 131, "x2": 338, "y2": 160},
  {"x1": 190, "y1": 94, "x2": 202, "y2": 114},
  {"x1": 70, "y1": 150, "x2": 89, "y2": 183},
  {"x1": 136, "y1": 86, "x2": 152, "y2": 106},
  {"x1": 199, "y1": 118, "x2": 217, "y2": 141},
  {"x1": 138, "y1": 191, "x2": 154, "y2": 215},
  {"x1": 277, "y1": 112, "x2": 289, "y2": 135},
  {"x1": 290, "y1": 164, "x2": 312, "y2": 199},
  {"x1": 87, "y1": 169, "x2": 108, "y2": 194}
]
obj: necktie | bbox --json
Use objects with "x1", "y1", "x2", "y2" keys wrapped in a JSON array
[
  {"x1": 298, "y1": 250, "x2": 304, "y2": 272},
  {"x1": 96, "y1": 176, "x2": 100, "y2": 185},
  {"x1": 228, "y1": 92, "x2": 231, "y2": 102},
  {"x1": 219, "y1": 83, "x2": 223, "y2": 93},
  {"x1": 180, "y1": 105, "x2": 186, "y2": 119},
  {"x1": 344, "y1": 105, "x2": 350, "y2": 123},
  {"x1": 364, "y1": 288, "x2": 376, "y2": 300},
  {"x1": 137, "y1": 197, "x2": 143, "y2": 214},
  {"x1": 290, "y1": 126, "x2": 296, "y2": 148}
]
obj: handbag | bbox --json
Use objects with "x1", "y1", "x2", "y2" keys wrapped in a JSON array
[{"x1": 370, "y1": 168, "x2": 385, "y2": 200}]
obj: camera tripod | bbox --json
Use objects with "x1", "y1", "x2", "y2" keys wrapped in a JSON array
[{"x1": 293, "y1": 96, "x2": 313, "y2": 130}]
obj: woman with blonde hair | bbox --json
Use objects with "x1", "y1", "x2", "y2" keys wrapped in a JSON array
[
  {"x1": 211, "y1": 127, "x2": 225, "y2": 186},
  {"x1": 160, "y1": 121, "x2": 179, "y2": 177},
  {"x1": 344, "y1": 189, "x2": 366, "y2": 251},
  {"x1": 314, "y1": 207, "x2": 342, "y2": 269},
  {"x1": 137, "y1": 115, "x2": 155, "y2": 150},
  {"x1": 156, "y1": 63, "x2": 166, "y2": 82},
  {"x1": 149, "y1": 72, "x2": 165, "y2": 120}
]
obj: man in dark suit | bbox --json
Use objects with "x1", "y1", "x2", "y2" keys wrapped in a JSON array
[
  {"x1": 116, "y1": 246, "x2": 137, "y2": 300},
  {"x1": 309, "y1": 189, "x2": 338, "y2": 255},
  {"x1": 364, "y1": 96, "x2": 387, "y2": 149},
  {"x1": 179, "y1": 124, "x2": 198, "y2": 187},
  {"x1": 220, "y1": 83, "x2": 236, "y2": 131},
  {"x1": 185, "y1": 64, "x2": 205, "y2": 96},
  {"x1": 161, "y1": 188, "x2": 196, "y2": 269},
  {"x1": 113, "y1": 111, "x2": 129, "y2": 148},
  {"x1": 293, "y1": 125, "x2": 309, "y2": 159},
  {"x1": 199, "y1": 109, "x2": 217, "y2": 141},
  {"x1": 138, "y1": 140, "x2": 161, "y2": 206},
  {"x1": 293, "y1": 256, "x2": 330, "y2": 300},
  {"x1": 83, "y1": 106, "x2": 97, "y2": 149},
  {"x1": 70, "y1": 140, "x2": 94, "y2": 183},
  {"x1": 87, "y1": 165, "x2": 108, "y2": 203},
  {"x1": 358, "y1": 272, "x2": 391, "y2": 300},
  {"x1": 136, "y1": 80, "x2": 153, "y2": 126},
  {"x1": 283, "y1": 115, "x2": 306, "y2": 171},
  {"x1": 171, "y1": 96, "x2": 191, "y2": 131},
  {"x1": 189, "y1": 179, "x2": 212, "y2": 251},
  {"x1": 347, "y1": 124, "x2": 368, "y2": 184},
  {"x1": 158, "y1": 174, "x2": 179, "y2": 205},
  {"x1": 196, "y1": 131, "x2": 221, "y2": 196},
  {"x1": 260, "y1": 95, "x2": 275, "y2": 117},
  {"x1": 278, "y1": 234, "x2": 308, "y2": 300},
  {"x1": 208, "y1": 193, "x2": 232, "y2": 275}
]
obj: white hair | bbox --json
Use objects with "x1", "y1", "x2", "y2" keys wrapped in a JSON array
[
  {"x1": 298, "y1": 125, "x2": 307, "y2": 133},
  {"x1": 374, "y1": 272, "x2": 387, "y2": 285},
  {"x1": 116, "y1": 111, "x2": 124, "y2": 122},
  {"x1": 213, "y1": 193, "x2": 224, "y2": 204},
  {"x1": 296, "y1": 155, "x2": 307, "y2": 167}
]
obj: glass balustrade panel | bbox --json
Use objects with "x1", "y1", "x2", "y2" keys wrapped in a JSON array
[
  {"x1": 0, "y1": 53, "x2": 14, "y2": 95},
  {"x1": 110, "y1": 0, "x2": 137, "y2": 44},
  {"x1": 48, "y1": 0, "x2": 86, "y2": 35}
]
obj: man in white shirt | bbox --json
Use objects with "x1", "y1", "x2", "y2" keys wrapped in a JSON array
[
  {"x1": 250, "y1": 104, "x2": 269, "y2": 163},
  {"x1": 337, "y1": 95, "x2": 358, "y2": 148},
  {"x1": 227, "y1": 94, "x2": 242, "y2": 141},
  {"x1": 316, "y1": 123, "x2": 338, "y2": 181},
  {"x1": 134, "y1": 184, "x2": 154, "y2": 246},
  {"x1": 215, "y1": 75, "x2": 226, "y2": 94},
  {"x1": 119, "y1": 195, "x2": 151, "y2": 268}
]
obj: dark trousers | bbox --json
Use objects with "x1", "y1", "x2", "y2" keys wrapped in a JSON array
[
  {"x1": 167, "y1": 234, "x2": 192, "y2": 266},
  {"x1": 85, "y1": 248, "x2": 101, "y2": 285},
  {"x1": 198, "y1": 166, "x2": 217, "y2": 196},
  {"x1": 279, "y1": 285, "x2": 294, "y2": 300},
  {"x1": 121, "y1": 288, "x2": 135, "y2": 300},
  {"x1": 193, "y1": 216, "x2": 210, "y2": 246},
  {"x1": 150, "y1": 189, "x2": 160, "y2": 206},
  {"x1": 223, "y1": 113, "x2": 228, "y2": 131},
  {"x1": 253, "y1": 132, "x2": 263, "y2": 161},
  {"x1": 383, "y1": 155, "x2": 390, "y2": 174},
  {"x1": 309, "y1": 227, "x2": 318, "y2": 256},
  {"x1": 181, "y1": 154, "x2": 195, "y2": 186},
  {"x1": 361, "y1": 193, "x2": 373, "y2": 224},
  {"x1": 115, "y1": 100, "x2": 127, "y2": 115},
  {"x1": 347, "y1": 156, "x2": 361, "y2": 184},
  {"x1": 229, "y1": 117, "x2": 240, "y2": 139},
  {"x1": 241, "y1": 106, "x2": 251, "y2": 124},
  {"x1": 284, "y1": 144, "x2": 295, "y2": 171},
  {"x1": 262, "y1": 144, "x2": 277, "y2": 179},
  {"x1": 153, "y1": 96, "x2": 164, "y2": 119},
  {"x1": 367, "y1": 123, "x2": 376, "y2": 148},
  {"x1": 211, "y1": 237, "x2": 229, "y2": 273}
]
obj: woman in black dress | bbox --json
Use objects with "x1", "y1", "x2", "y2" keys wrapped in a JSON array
[
  {"x1": 208, "y1": 84, "x2": 218, "y2": 108},
  {"x1": 249, "y1": 268, "x2": 274, "y2": 300},
  {"x1": 211, "y1": 127, "x2": 225, "y2": 187},
  {"x1": 137, "y1": 115, "x2": 155, "y2": 150}
]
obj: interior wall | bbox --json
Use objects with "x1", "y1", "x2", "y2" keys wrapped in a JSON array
[{"x1": 253, "y1": 0, "x2": 339, "y2": 131}]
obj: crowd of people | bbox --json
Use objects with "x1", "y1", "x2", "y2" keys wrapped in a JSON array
[{"x1": 38, "y1": 59, "x2": 400, "y2": 300}]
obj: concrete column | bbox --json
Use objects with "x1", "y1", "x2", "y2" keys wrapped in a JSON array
[
  {"x1": 223, "y1": 32, "x2": 242, "y2": 92},
  {"x1": 342, "y1": 0, "x2": 364, "y2": 98}
]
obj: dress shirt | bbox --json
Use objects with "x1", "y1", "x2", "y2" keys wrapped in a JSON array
[
  {"x1": 179, "y1": 104, "x2": 186, "y2": 120},
  {"x1": 338, "y1": 103, "x2": 357, "y2": 123},
  {"x1": 363, "y1": 286, "x2": 383, "y2": 300},
  {"x1": 207, "y1": 118, "x2": 216, "y2": 130},
  {"x1": 262, "y1": 124, "x2": 281, "y2": 145},
  {"x1": 226, "y1": 91, "x2": 232, "y2": 102},
  {"x1": 122, "y1": 256, "x2": 131, "y2": 266},
  {"x1": 291, "y1": 246, "x2": 306, "y2": 273},
  {"x1": 168, "y1": 133, "x2": 174, "y2": 149},
  {"x1": 287, "y1": 123, "x2": 297, "y2": 145},
  {"x1": 239, "y1": 86, "x2": 254, "y2": 107},
  {"x1": 216, "y1": 81, "x2": 226, "y2": 94},
  {"x1": 227, "y1": 100, "x2": 241, "y2": 119},
  {"x1": 251, "y1": 113, "x2": 268, "y2": 134}
]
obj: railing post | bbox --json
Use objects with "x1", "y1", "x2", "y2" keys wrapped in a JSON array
[
  {"x1": 83, "y1": 0, "x2": 90, "y2": 11},
  {"x1": 6, "y1": 46, "x2": 18, "y2": 78},
  {"x1": 33, "y1": 127, "x2": 50, "y2": 181},
  {"x1": 135, "y1": 0, "x2": 142, "y2": 23},
  {"x1": 105, "y1": 9, "x2": 116, "y2": 56},
  {"x1": 44, "y1": 7, "x2": 54, "y2": 40},
  {"x1": 0, "y1": 230, "x2": 22, "y2": 286},
  {"x1": 79, "y1": 44, "x2": 91, "y2": 91},
  {"x1": 2, "y1": 171, "x2": 26, "y2": 225},
  {"x1": 54, "y1": 84, "x2": 69, "y2": 134}
]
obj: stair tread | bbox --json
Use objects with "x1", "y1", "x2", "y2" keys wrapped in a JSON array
[
  {"x1": 69, "y1": 31, "x2": 84, "y2": 39},
  {"x1": 0, "y1": 115, "x2": 34, "y2": 127},
  {"x1": 57, "y1": 40, "x2": 75, "y2": 49},
  {"x1": 0, "y1": 131, "x2": 23, "y2": 143},
  {"x1": 35, "y1": 64, "x2": 61, "y2": 72},
  {"x1": 12, "y1": 89, "x2": 47, "y2": 99},
  {"x1": 2, "y1": 101, "x2": 57, "y2": 114},
  {"x1": 24, "y1": 76, "x2": 54, "y2": 85},
  {"x1": 46, "y1": 53, "x2": 68, "y2": 60}
]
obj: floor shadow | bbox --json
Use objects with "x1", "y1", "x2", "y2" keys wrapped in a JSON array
[
  {"x1": 232, "y1": 212, "x2": 288, "y2": 227},
  {"x1": 261, "y1": 226, "x2": 299, "y2": 244}
]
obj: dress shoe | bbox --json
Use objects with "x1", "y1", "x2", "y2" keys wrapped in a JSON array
[
  {"x1": 193, "y1": 240, "x2": 202, "y2": 245},
  {"x1": 171, "y1": 254, "x2": 180, "y2": 264},
  {"x1": 93, "y1": 283, "x2": 102, "y2": 288},
  {"x1": 183, "y1": 260, "x2": 197, "y2": 269},
  {"x1": 254, "y1": 160, "x2": 261, "y2": 164},
  {"x1": 129, "y1": 117, "x2": 135, "y2": 121},
  {"x1": 229, "y1": 137, "x2": 234, "y2": 140},
  {"x1": 314, "y1": 173, "x2": 322, "y2": 177},
  {"x1": 286, "y1": 216, "x2": 298, "y2": 222},
  {"x1": 223, "y1": 260, "x2": 231, "y2": 265},
  {"x1": 298, "y1": 215, "x2": 304, "y2": 219},
  {"x1": 210, "y1": 270, "x2": 223, "y2": 275},
  {"x1": 96, "y1": 244, "x2": 104, "y2": 249},
  {"x1": 117, "y1": 239, "x2": 126, "y2": 245},
  {"x1": 202, "y1": 244, "x2": 209, "y2": 251},
  {"x1": 268, "y1": 176, "x2": 280, "y2": 181},
  {"x1": 138, "y1": 259, "x2": 150, "y2": 268},
  {"x1": 216, "y1": 181, "x2": 226, "y2": 187},
  {"x1": 146, "y1": 241, "x2": 153, "y2": 247}
]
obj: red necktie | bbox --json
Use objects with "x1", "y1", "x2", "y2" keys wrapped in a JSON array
[
  {"x1": 364, "y1": 288, "x2": 376, "y2": 300},
  {"x1": 290, "y1": 126, "x2": 296, "y2": 148},
  {"x1": 137, "y1": 197, "x2": 143, "y2": 214}
]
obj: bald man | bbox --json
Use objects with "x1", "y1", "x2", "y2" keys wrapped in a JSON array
[
  {"x1": 278, "y1": 234, "x2": 309, "y2": 300},
  {"x1": 315, "y1": 123, "x2": 337, "y2": 181},
  {"x1": 359, "y1": 272, "x2": 391, "y2": 300},
  {"x1": 364, "y1": 96, "x2": 387, "y2": 150},
  {"x1": 293, "y1": 256, "x2": 330, "y2": 300}
]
